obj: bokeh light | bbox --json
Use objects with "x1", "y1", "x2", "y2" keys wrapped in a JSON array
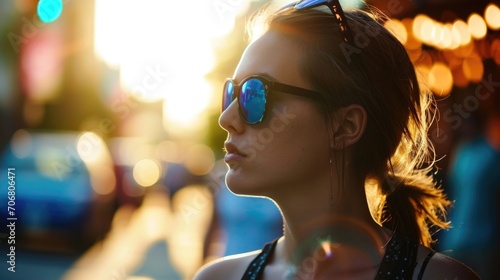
[
  {"x1": 184, "y1": 144, "x2": 215, "y2": 176},
  {"x1": 133, "y1": 159, "x2": 162, "y2": 187},
  {"x1": 485, "y1": 4, "x2": 500, "y2": 30},
  {"x1": 37, "y1": 0, "x2": 63, "y2": 23},
  {"x1": 436, "y1": 24, "x2": 453, "y2": 49},
  {"x1": 77, "y1": 132, "x2": 106, "y2": 163},
  {"x1": 413, "y1": 14, "x2": 434, "y2": 44},
  {"x1": 468, "y1": 13, "x2": 487, "y2": 39},
  {"x1": 428, "y1": 62, "x2": 453, "y2": 97},
  {"x1": 452, "y1": 20, "x2": 471, "y2": 47},
  {"x1": 462, "y1": 55, "x2": 484, "y2": 83}
]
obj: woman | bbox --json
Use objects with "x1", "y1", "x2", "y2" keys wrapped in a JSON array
[{"x1": 195, "y1": 0, "x2": 479, "y2": 279}]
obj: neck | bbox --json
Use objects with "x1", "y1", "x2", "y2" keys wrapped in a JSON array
[{"x1": 271, "y1": 172, "x2": 390, "y2": 275}]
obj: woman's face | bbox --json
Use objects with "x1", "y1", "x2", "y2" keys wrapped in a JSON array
[{"x1": 219, "y1": 31, "x2": 330, "y2": 197}]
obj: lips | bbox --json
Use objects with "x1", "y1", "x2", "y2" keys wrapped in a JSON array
[
  {"x1": 224, "y1": 142, "x2": 246, "y2": 156},
  {"x1": 224, "y1": 142, "x2": 247, "y2": 162}
]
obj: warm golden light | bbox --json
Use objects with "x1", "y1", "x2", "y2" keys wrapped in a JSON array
[
  {"x1": 169, "y1": 185, "x2": 214, "y2": 280},
  {"x1": 184, "y1": 144, "x2": 215, "y2": 176},
  {"x1": 428, "y1": 62, "x2": 453, "y2": 97},
  {"x1": 468, "y1": 13, "x2": 487, "y2": 39},
  {"x1": 133, "y1": 159, "x2": 161, "y2": 187},
  {"x1": 452, "y1": 20, "x2": 471, "y2": 46},
  {"x1": 462, "y1": 56, "x2": 484, "y2": 83},
  {"x1": 93, "y1": 0, "x2": 122, "y2": 67},
  {"x1": 384, "y1": 19, "x2": 407, "y2": 45},
  {"x1": 429, "y1": 22, "x2": 443, "y2": 45},
  {"x1": 436, "y1": 24, "x2": 452, "y2": 49},
  {"x1": 162, "y1": 78, "x2": 212, "y2": 133},
  {"x1": 94, "y1": 0, "x2": 249, "y2": 130},
  {"x1": 77, "y1": 132, "x2": 106, "y2": 163},
  {"x1": 485, "y1": 4, "x2": 500, "y2": 30},
  {"x1": 413, "y1": 14, "x2": 435, "y2": 44}
]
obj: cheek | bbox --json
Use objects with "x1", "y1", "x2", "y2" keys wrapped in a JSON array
[{"x1": 258, "y1": 107, "x2": 330, "y2": 170}]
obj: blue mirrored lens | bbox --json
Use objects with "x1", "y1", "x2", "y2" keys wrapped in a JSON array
[
  {"x1": 295, "y1": 0, "x2": 328, "y2": 9},
  {"x1": 240, "y1": 79, "x2": 266, "y2": 124},
  {"x1": 223, "y1": 81, "x2": 234, "y2": 111}
]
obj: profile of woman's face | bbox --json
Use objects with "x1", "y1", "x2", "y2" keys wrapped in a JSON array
[{"x1": 219, "y1": 31, "x2": 331, "y2": 198}]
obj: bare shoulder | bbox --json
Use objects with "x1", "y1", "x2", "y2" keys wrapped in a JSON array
[
  {"x1": 193, "y1": 250, "x2": 260, "y2": 280},
  {"x1": 420, "y1": 251, "x2": 480, "y2": 280}
]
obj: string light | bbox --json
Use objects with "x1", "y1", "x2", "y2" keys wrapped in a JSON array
[
  {"x1": 485, "y1": 4, "x2": 500, "y2": 30},
  {"x1": 468, "y1": 13, "x2": 487, "y2": 39},
  {"x1": 396, "y1": 2, "x2": 500, "y2": 96}
]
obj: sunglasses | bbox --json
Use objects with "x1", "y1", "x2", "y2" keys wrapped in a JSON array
[
  {"x1": 283, "y1": 0, "x2": 354, "y2": 44},
  {"x1": 222, "y1": 75, "x2": 322, "y2": 124}
]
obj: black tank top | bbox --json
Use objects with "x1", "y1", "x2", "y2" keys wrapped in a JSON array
[{"x1": 241, "y1": 233, "x2": 435, "y2": 280}]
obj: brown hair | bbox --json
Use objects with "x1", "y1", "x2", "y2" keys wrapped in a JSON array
[{"x1": 251, "y1": 6, "x2": 451, "y2": 246}]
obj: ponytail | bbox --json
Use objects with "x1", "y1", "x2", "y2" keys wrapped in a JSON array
[{"x1": 379, "y1": 173, "x2": 451, "y2": 247}]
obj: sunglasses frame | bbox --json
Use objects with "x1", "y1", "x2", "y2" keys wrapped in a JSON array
[
  {"x1": 284, "y1": 0, "x2": 355, "y2": 45},
  {"x1": 223, "y1": 75, "x2": 322, "y2": 124}
]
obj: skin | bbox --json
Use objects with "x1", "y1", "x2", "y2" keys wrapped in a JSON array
[{"x1": 194, "y1": 31, "x2": 480, "y2": 280}]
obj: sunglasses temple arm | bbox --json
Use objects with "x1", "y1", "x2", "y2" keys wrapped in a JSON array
[{"x1": 328, "y1": 0, "x2": 354, "y2": 44}]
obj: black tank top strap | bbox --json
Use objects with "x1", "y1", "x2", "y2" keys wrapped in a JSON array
[
  {"x1": 241, "y1": 238, "x2": 279, "y2": 280},
  {"x1": 417, "y1": 251, "x2": 435, "y2": 280},
  {"x1": 375, "y1": 232, "x2": 419, "y2": 279}
]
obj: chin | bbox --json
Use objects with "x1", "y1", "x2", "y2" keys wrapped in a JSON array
[
  {"x1": 225, "y1": 172, "x2": 262, "y2": 197},
  {"x1": 225, "y1": 176, "x2": 250, "y2": 196}
]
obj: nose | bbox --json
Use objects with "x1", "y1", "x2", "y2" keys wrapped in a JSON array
[{"x1": 219, "y1": 99, "x2": 245, "y2": 134}]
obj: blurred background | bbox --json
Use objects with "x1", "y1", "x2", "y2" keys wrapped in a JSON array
[{"x1": 0, "y1": 0, "x2": 499, "y2": 279}]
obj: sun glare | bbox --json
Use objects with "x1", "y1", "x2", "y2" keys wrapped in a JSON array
[
  {"x1": 94, "y1": 0, "x2": 249, "y2": 128},
  {"x1": 162, "y1": 79, "x2": 212, "y2": 131}
]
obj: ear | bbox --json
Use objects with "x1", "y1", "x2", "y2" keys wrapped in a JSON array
[{"x1": 330, "y1": 104, "x2": 367, "y2": 149}]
